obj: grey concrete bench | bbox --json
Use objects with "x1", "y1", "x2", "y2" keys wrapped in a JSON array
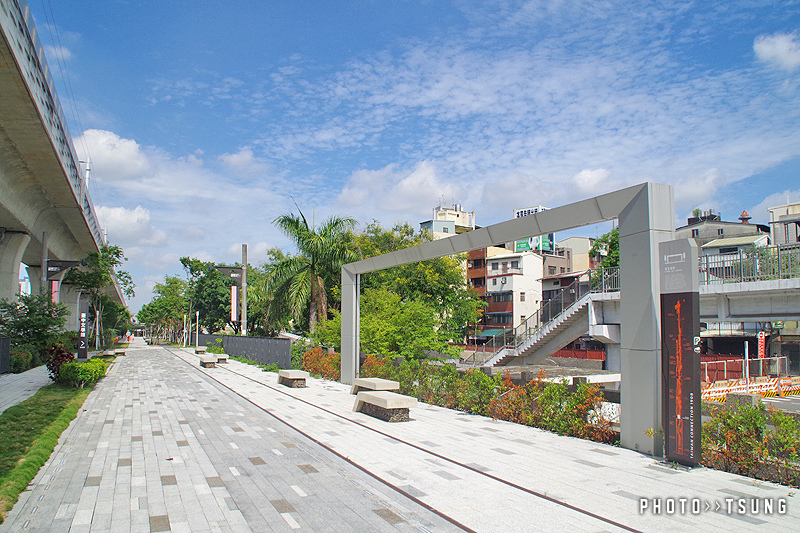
[
  {"x1": 115, "y1": 349, "x2": 126, "y2": 356},
  {"x1": 350, "y1": 377, "x2": 400, "y2": 395},
  {"x1": 278, "y1": 370, "x2": 309, "y2": 388},
  {"x1": 215, "y1": 353, "x2": 228, "y2": 364},
  {"x1": 353, "y1": 390, "x2": 417, "y2": 422},
  {"x1": 199, "y1": 354, "x2": 216, "y2": 368},
  {"x1": 195, "y1": 346, "x2": 207, "y2": 354}
]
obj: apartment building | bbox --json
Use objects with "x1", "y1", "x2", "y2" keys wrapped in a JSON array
[
  {"x1": 419, "y1": 203, "x2": 477, "y2": 239},
  {"x1": 768, "y1": 201, "x2": 800, "y2": 245}
]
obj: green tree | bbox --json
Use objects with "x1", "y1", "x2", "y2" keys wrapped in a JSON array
[
  {"x1": 312, "y1": 287, "x2": 461, "y2": 360},
  {"x1": 589, "y1": 227, "x2": 619, "y2": 269},
  {"x1": 354, "y1": 221, "x2": 483, "y2": 341},
  {"x1": 0, "y1": 293, "x2": 69, "y2": 356},
  {"x1": 137, "y1": 276, "x2": 188, "y2": 342},
  {"x1": 63, "y1": 244, "x2": 135, "y2": 349},
  {"x1": 247, "y1": 249, "x2": 293, "y2": 335},
  {"x1": 264, "y1": 210, "x2": 357, "y2": 332}
]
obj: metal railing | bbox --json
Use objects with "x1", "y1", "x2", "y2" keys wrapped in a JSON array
[
  {"x1": 699, "y1": 243, "x2": 800, "y2": 284},
  {"x1": 473, "y1": 267, "x2": 620, "y2": 364},
  {"x1": 701, "y1": 355, "x2": 788, "y2": 382}
]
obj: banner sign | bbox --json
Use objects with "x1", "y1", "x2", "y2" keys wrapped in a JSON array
[
  {"x1": 77, "y1": 299, "x2": 89, "y2": 360},
  {"x1": 758, "y1": 331, "x2": 766, "y2": 359},
  {"x1": 660, "y1": 239, "x2": 700, "y2": 467},
  {"x1": 513, "y1": 206, "x2": 554, "y2": 252},
  {"x1": 215, "y1": 266, "x2": 243, "y2": 322}
]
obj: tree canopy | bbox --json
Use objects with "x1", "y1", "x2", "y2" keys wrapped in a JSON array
[
  {"x1": 589, "y1": 227, "x2": 619, "y2": 269},
  {"x1": 261, "y1": 210, "x2": 357, "y2": 332},
  {"x1": 63, "y1": 244, "x2": 135, "y2": 348}
]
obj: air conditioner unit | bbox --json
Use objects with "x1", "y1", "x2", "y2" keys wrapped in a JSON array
[{"x1": 501, "y1": 277, "x2": 507, "y2": 284}]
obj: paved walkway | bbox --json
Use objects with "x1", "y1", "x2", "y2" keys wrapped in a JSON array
[
  {"x1": 2, "y1": 338, "x2": 799, "y2": 532},
  {"x1": 0, "y1": 365, "x2": 51, "y2": 415}
]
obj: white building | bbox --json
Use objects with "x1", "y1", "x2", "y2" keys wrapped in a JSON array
[
  {"x1": 483, "y1": 251, "x2": 544, "y2": 330},
  {"x1": 768, "y1": 201, "x2": 800, "y2": 245},
  {"x1": 419, "y1": 203, "x2": 476, "y2": 239}
]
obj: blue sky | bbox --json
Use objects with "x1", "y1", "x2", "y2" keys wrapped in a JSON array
[{"x1": 27, "y1": 0, "x2": 800, "y2": 311}]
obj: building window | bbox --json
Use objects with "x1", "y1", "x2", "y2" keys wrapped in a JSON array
[
  {"x1": 520, "y1": 315, "x2": 526, "y2": 324},
  {"x1": 691, "y1": 229, "x2": 699, "y2": 238},
  {"x1": 548, "y1": 266, "x2": 556, "y2": 275},
  {"x1": 719, "y1": 247, "x2": 738, "y2": 254},
  {"x1": 502, "y1": 261, "x2": 508, "y2": 269},
  {"x1": 443, "y1": 227, "x2": 449, "y2": 233},
  {"x1": 560, "y1": 267, "x2": 566, "y2": 273},
  {"x1": 491, "y1": 292, "x2": 513, "y2": 303},
  {"x1": 492, "y1": 278, "x2": 497, "y2": 286},
  {"x1": 491, "y1": 313, "x2": 512, "y2": 324},
  {"x1": 520, "y1": 292, "x2": 525, "y2": 302},
  {"x1": 511, "y1": 260, "x2": 519, "y2": 268},
  {"x1": 492, "y1": 262, "x2": 499, "y2": 270}
]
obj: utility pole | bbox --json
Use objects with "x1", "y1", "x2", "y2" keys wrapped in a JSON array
[{"x1": 241, "y1": 244, "x2": 247, "y2": 336}]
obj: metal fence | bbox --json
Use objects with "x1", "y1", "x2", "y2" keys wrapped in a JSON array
[
  {"x1": 699, "y1": 243, "x2": 800, "y2": 284},
  {"x1": 701, "y1": 355, "x2": 788, "y2": 382},
  {"x1": 197, "y1": 334, "x2": 291, "y2": 369}
]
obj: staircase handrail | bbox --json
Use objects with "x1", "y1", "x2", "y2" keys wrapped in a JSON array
[{"x1": 481, "y1": 266, "x2": 620, "y2": 357}]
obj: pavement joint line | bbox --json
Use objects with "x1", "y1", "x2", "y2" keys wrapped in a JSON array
[
  {"x1": 165, "y1": 346, "x2": 479, "y2": 533},
  {"x1": 174, "y1": 348, "x2": 646, "y2": 533},
  {"x1": 166, "y1": 346, "x2": 648, "y2": 533}
]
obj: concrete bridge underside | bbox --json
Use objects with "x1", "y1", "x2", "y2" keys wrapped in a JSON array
[{"x1": 1, "y1": 3, "x2": 108, "y2": 313}]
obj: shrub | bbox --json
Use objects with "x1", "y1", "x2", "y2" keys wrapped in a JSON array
[
  {"x1": 9, "y1": 351, "x2": 33, "y2": 373},
  {"x1": 302, "y1": 347, "x2": 340, "y2": 381},
  {"x1": 45, "y1": 345, "x2": 75, "y2": 381},
  {"x1": 702, "y1": 404, "x2": 800, "y2": 486},
  {"x1": 206, "y1": 337, "x2": 225, "y2": 354},
  {"x1": 57, "y1": 359, "x2": 107, "y2": 388},
  {"x1": 13, "y1": 343, "x2": 42, "y2": 366}
]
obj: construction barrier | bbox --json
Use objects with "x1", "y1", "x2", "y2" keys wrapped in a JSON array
[{"x1": 701, "y1": 376, "x2": 800, "y2": 402}]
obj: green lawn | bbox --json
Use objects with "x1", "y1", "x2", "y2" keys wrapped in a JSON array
[{"x1": 0, "y1": 385, "x2": 92, "y2": 522}]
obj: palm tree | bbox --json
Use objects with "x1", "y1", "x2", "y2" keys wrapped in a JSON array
[{"x1": 267, "y1": 210, "x2": 357, "y2": 332}]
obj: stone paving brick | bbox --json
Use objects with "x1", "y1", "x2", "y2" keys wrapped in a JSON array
[{"x1": 8, "y1": 338, "x2": 799, "y2": 532}]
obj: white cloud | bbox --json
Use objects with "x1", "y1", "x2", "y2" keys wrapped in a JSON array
[
  {"x1": 96, "y1": 205, "x2": 167, "y2": 247},
  {"x1": 673, "y1": 168, "x2": 721, "y2": 205},
  {"x1": 43, "y1": 45, "x2": 72, "y2": 61},
  {"x1": 77, "y1": 129, "x2": 149, "y2": 180},
  {"x1": 755, "y1": 33, "x2": 800, "y2": 72},
  {"x1": 218, "y1": 147, "x2": 269, "y2": 174},
  {"x1": 336, "y1": 161, "x2": 463, "y2": 221},
  {"x1": 571, "y1": 168, "x2": 612, "y2": 195}
]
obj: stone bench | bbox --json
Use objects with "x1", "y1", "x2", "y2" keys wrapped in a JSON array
[
  {"x1": 115, "y1": 350, "x2": 126, "y2": 356},
  {"x1": 350, "y1": 377, "x2": 400, "y2": 395},
  {"x1": 199, "y1": 354, "x2": 216, "y2": 368},
  {"x1": 353, "y1": 391, "x2": 417, "y2": 422},
  {"x1": 195, "y1": 346, "x2": 207, "y2": 354},
  {"x1": 215, "y1": 353, "x2": 228, "y2": 364},
  {"x1": 278, "y1": 370, "x2": 309, "y2": 388}
]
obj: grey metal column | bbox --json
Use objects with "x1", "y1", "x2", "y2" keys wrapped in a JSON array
[
  {"x1": 618, "y1": 182, "x2": 674, "y2": 456},
  {"x1": 340, "y1": 266, "x2": 359, "y2": 385}
]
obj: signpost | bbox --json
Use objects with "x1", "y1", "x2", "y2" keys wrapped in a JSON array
[
  {"x1": 659, "y1": 239, "x2": 700, "y2": 467},
  {"x1": 77, "y1": 299, "x2": 89, "y2": 360}
]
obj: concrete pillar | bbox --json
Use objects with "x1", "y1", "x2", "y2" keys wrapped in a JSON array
[
  {"x1": 605, "y1": 344, "x2": 621, "y2": 372},
  {"x1": 340, "y1": 266, "x2": 359, "y2": 385},
  {"x1": 0, "y1": 232, "x2": 30, "y2": 301},
  {"x1": 618, "y1": 183, "x2": 674, "y2": 456},
  {"x1": 26, "y1": 265, "x2": 43, "y2": 294},
  {"x1": 60, "y1": 283, "x2": 82, "y2": 331}
]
